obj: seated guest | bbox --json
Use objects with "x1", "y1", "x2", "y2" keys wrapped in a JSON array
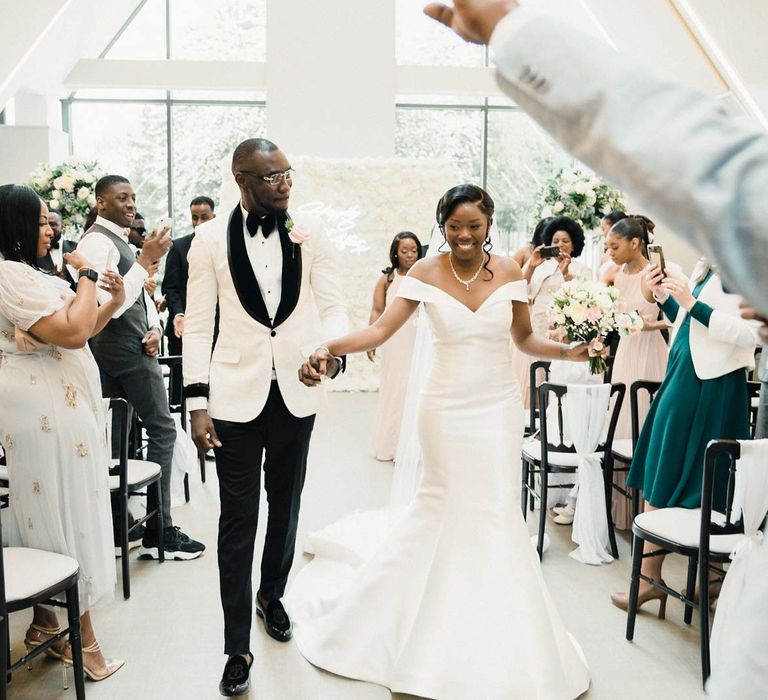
[
  {"x1": 77, "y1": 175, "x2": 205, "y2": 560},
  {"x1": 611, "y1": 259, "x2": 758, "y2": 613},
  {"x1": 0, "y1": 184, "x2": 125, "y2": 680}
]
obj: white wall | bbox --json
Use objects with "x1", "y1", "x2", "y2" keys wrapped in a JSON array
[
  {"x1": 266, "y1": 0, "x2": 395, "y2": 158},
  {"x1": 0, "y1": 125, "x2": 68, "y2": 184}
]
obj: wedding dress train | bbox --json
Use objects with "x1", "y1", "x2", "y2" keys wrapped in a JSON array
[{"x1": 288, "y1": 276, "x2": 589, "y2": 699}]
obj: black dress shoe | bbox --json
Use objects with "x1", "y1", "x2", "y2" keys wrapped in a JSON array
[
  {"x1": 219, "y1": 654, "x2": 252, "y2": 697},
  {"x1": 255, "y1": 594, "x2": 292, "y2": 642}
]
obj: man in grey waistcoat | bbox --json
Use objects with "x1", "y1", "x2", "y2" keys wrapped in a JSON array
[{"x1": 77, "y1": 174, "x2": 205, "y2": 560}]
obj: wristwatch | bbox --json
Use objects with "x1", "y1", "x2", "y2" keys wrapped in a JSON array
[{"x1": 78, "y1": 267, "x2": 99, "y2": 283}]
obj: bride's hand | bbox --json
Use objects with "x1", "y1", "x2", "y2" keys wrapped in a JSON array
[
  {"x1": 298, "y1": 346, "x2": 332, "y2": 387},
  {"x1": 563, "y1": 342, "x2": 591, "y2": 362}
]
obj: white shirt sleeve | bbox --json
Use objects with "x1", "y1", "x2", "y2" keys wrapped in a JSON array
[
  {"x1": 76, "y1": 233, "x2": 148, "y2": 318},
  {"x1": 144, "y1": 290, "x2": 160, "y2": 330}
]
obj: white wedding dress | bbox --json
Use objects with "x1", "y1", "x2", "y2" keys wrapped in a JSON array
[{"x1": 288, "y1": 276, "x2": 590, "y2": 699}]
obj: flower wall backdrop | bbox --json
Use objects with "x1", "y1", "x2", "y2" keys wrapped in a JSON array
[{"x1": 220, "y1": 156, "x2": 456, "y2": 391}]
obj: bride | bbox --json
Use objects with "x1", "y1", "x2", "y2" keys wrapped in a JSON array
[{"x1": 292, "y1": 184, "x2": 591, "y2": 699}]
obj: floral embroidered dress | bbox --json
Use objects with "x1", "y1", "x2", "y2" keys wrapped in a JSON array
[{"x1": 0, "y1": 261, "x2": 115, "y2": 611}]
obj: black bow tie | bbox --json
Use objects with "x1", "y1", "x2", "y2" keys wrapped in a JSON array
[{"x1": 246, "y1": 212, "x2": 276, "y2": 238}]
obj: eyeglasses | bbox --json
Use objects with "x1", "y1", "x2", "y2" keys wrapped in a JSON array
[{"x1": 238, "y1": 168, "x2": 294, "y2": 186}]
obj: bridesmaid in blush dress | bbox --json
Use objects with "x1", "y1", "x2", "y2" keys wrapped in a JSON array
[
  {"x1": 368, "y1": 232, "x2": 422, "y2": 461},
  {"x1": 603, "y1": 216, "x2": 668, "y2": 529}
]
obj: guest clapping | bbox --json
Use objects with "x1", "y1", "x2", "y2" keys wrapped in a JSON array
[
  {"x1": 0, "y1": 184, "x2": 125, "y2": 680},
  {"x1": 368, "y1": 232, "x2": 422, "y2": 461},
  {"x1": 611, "y1": 260, "x2": 758, "y2": 613}
]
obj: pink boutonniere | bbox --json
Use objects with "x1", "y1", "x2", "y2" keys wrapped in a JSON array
[{"x1": 285, "y1": 216, "x2": 309, "y2": 258}]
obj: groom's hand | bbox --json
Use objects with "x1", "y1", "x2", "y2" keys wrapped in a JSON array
[
  {"x1": 423, "y1": 0, "x2": 519, "y2": 45},
  {"x1": 190, "y1": 409, "x2": 222, "y2": 452}
]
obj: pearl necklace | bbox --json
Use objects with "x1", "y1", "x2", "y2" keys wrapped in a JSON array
[{"x1": 449, "y1": 253, "x2": 484, "y2": 292}]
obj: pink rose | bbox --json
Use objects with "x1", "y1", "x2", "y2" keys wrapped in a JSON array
[
  {"x1": 288, "y1": 226, "x2": 310, "y2": 245},
  {"x1": 586, "y1": 307, "x2": 602, "y2": 322}
]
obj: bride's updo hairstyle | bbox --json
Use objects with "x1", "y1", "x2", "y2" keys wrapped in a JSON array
[
  {"x1": 608, "y1": 214, "x2": 655, "y2": 254},
  {"x1": 436, "y1": 184, "x2": 495, "y2": 279},
  {"x1": 0, "y1": 184, "x2": 44, "y2": 267}
]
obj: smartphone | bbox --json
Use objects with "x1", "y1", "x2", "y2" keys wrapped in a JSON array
[
  {"x1": 647, "y1": 244, "x2": 666, "y2": 274},
  {"x1": 156, "y1": 217, "x2": 173, "y2": 236},
  {"x1": 540, "y1": 245, "x2": 561, "y2": 259}
]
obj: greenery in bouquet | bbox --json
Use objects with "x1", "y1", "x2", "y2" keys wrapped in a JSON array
[
  {"x1": 548, "y1": 278, "x2": 641, "y2": 375},
  {"x1": 534, "y1": 168, "x2": 626, "y2": 234},
  {"x1": 28, "y1": 159, "x2": 104, "y2": 237}
]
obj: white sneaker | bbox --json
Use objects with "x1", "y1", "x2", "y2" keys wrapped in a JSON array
[{"x1": 552, "y1": 503, "x2": 575, "y2": 525}]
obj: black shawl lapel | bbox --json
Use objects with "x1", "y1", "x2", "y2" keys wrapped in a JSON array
[
  {"x1": 226, "y1": 205, "x2": 272, "y2": 327},
  {"x1": 273, "y1": 211, "x2": 302, "y2": 328}
]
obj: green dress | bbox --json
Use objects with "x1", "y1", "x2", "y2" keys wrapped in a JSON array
[{"x1": 627, "y1": 272, "x2": 749, "y2": 509}]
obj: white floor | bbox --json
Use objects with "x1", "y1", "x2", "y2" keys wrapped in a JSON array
[{"x1": 8, "y1": 392, "x2": 707, "y2": 700}]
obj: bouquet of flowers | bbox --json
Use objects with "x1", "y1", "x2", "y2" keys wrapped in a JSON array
[
  {"x1": 534, "y1": 168, "x2": 626, "y2": 234},
  {"x1": 28, "y1": 158, "x2": 104, "y2": 237},
  {"x1": 548, "y1": 278, "x2": 643, "y2": 374}
]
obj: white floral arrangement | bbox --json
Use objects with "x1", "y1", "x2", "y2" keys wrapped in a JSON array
[
  {"x1": 534, "y1": 168, "x2": 626, "y2": 234},
  {"x1": 548, "y1": 278, "x2": 642, "y2": 374},
  {"x1": 28, "y1": 158, "x2": 104, "y2": 236}
]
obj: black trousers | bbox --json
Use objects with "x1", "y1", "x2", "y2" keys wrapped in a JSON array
[{"x1": 213, "y1": 381, "x2": 315, "y2": 655}]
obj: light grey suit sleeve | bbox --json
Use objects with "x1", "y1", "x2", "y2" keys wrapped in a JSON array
[{"x1": 490, "y1": 11, "x2": 768, "y2": 315}]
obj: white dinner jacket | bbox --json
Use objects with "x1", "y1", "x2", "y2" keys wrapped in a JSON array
[
  {"x1": 665, "y1": 273, "x2": 758, "y2": 380},
  {"x1": 490, "y1": 8, "x2": 768, "y2": 316},
  {"x1": 183, "y1": 206, "x2": 348, "y2": 421}
]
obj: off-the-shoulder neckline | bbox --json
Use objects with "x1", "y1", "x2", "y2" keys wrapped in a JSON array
[{"x1": 402, "y1": 277, "x2": 526, "y2": 314}]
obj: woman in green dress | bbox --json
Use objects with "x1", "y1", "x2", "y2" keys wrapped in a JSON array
[{"x1": 611, "y1": 259, "x2": 759, "y2": 614}]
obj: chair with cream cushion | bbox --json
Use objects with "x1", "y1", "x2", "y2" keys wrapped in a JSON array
[
  {"x1": 521, "y1": 381, "x2": 625, "y2": 560},
  {"x1": 109, "y1": 398, "x2": 164, "y2": 600},
  {"x1": 625, "y1": 440, "x2": 759, "y2": 686},
  {"x1": 1, "y1": 509, "x2": 85, "y2": 699}
]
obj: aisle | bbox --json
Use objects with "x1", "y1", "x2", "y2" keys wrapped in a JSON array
[{"x1": 7, "y1": 392, "x2": 705, "y2": 700}]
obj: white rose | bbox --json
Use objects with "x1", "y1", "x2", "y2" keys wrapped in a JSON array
[
  {"x1": 586, "y1": 190, "x2": 597, "y2": 205},
  {"x1": 76, "y1": 186, "x2": 90, "y2": 200},
  {"x1": 552, "y1": 201, "x2": 565, "y2": 214},
  {"x1": 87, "y1": 194, "x2": 97, "y2": 206},
  {"x1": 567, "y1": 302, "x2": 588, "y2": 325},
  {"x1": 49, "y1": 198, "x2": 60, "y2": 210},
  {"x1": 53, "y1": 175, "x2": 76, "y2": 193},
  {"x1": 81, "y1": 172, "x2": 94, "y2": 184},
  {"x1": 51, "y1": 189, "x2": 61, "y2": 200}
]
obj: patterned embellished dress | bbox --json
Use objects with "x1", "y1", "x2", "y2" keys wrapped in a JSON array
[{"x1": 0, "y1": 261, "x2": 115, "y2": 611}]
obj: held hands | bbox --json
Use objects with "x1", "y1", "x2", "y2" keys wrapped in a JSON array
[
  {"x1": 99, "y1": 270, "x2": 125, "y2": 306},
  {"x1": 298, "y1": 346, "x2": 339, "y2": 387},
  {"x1": 423, "y1": 0, "x2": 519, "y2": 45},
  {"x1": 141, "y1": 328, "x2": 161, "y2": 357},
  {"x1": 190, "y1": 409, "x2": 222, "y2": 452}
]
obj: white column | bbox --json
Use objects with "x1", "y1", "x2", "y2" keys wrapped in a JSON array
[{"x1": 266, "y1": 0, "x2": 395, "y2": 158}]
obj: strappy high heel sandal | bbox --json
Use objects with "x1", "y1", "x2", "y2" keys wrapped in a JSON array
[
  {"x1": 23, "y1": 623, "x2": 66, "y2": 660},
  {"x1": 62, "y1": 641, "x2": 125, "y2": 685}
]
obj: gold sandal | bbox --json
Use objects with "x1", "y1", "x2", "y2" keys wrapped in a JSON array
[
  {"x1": 24, "y1": 623, "x2": 66, "y2": 660},
  {"x1": 63, "y1": 641, "x2": 124, "y2": 683}
]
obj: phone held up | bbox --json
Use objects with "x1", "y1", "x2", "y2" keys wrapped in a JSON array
[
  {"x1": 647, "y1": 244, "x2": 666, "y2": 275},
  {"x1": 156, "y1": 217, "x2": 173, "y2": 236},
  {"x1": 539, "y1": 245, "x2": 561, "y2": 259}
]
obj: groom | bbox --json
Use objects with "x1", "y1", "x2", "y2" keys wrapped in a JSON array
[{"x1": 183, "y1": 138, "x2": 348, "y2": 696}]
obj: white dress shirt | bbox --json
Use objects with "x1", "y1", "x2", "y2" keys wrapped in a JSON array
[
  {"x1": 240, "y1": 205, "x2": 283, "y2": 322},
  {"x1": 49, "y1": 245, "x2": 63, "y2": 272},
  {"x1": 75, "y1": 216, "x2": 159, "y2": 329}
]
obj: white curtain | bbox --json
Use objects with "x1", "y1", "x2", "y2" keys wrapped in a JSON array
[
  {"x1": 566, "y1": 383, "x2": 613, "y2": 565},
  {"x1": 709, "y1": 439, "x2": 768, "y2": 671}
]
